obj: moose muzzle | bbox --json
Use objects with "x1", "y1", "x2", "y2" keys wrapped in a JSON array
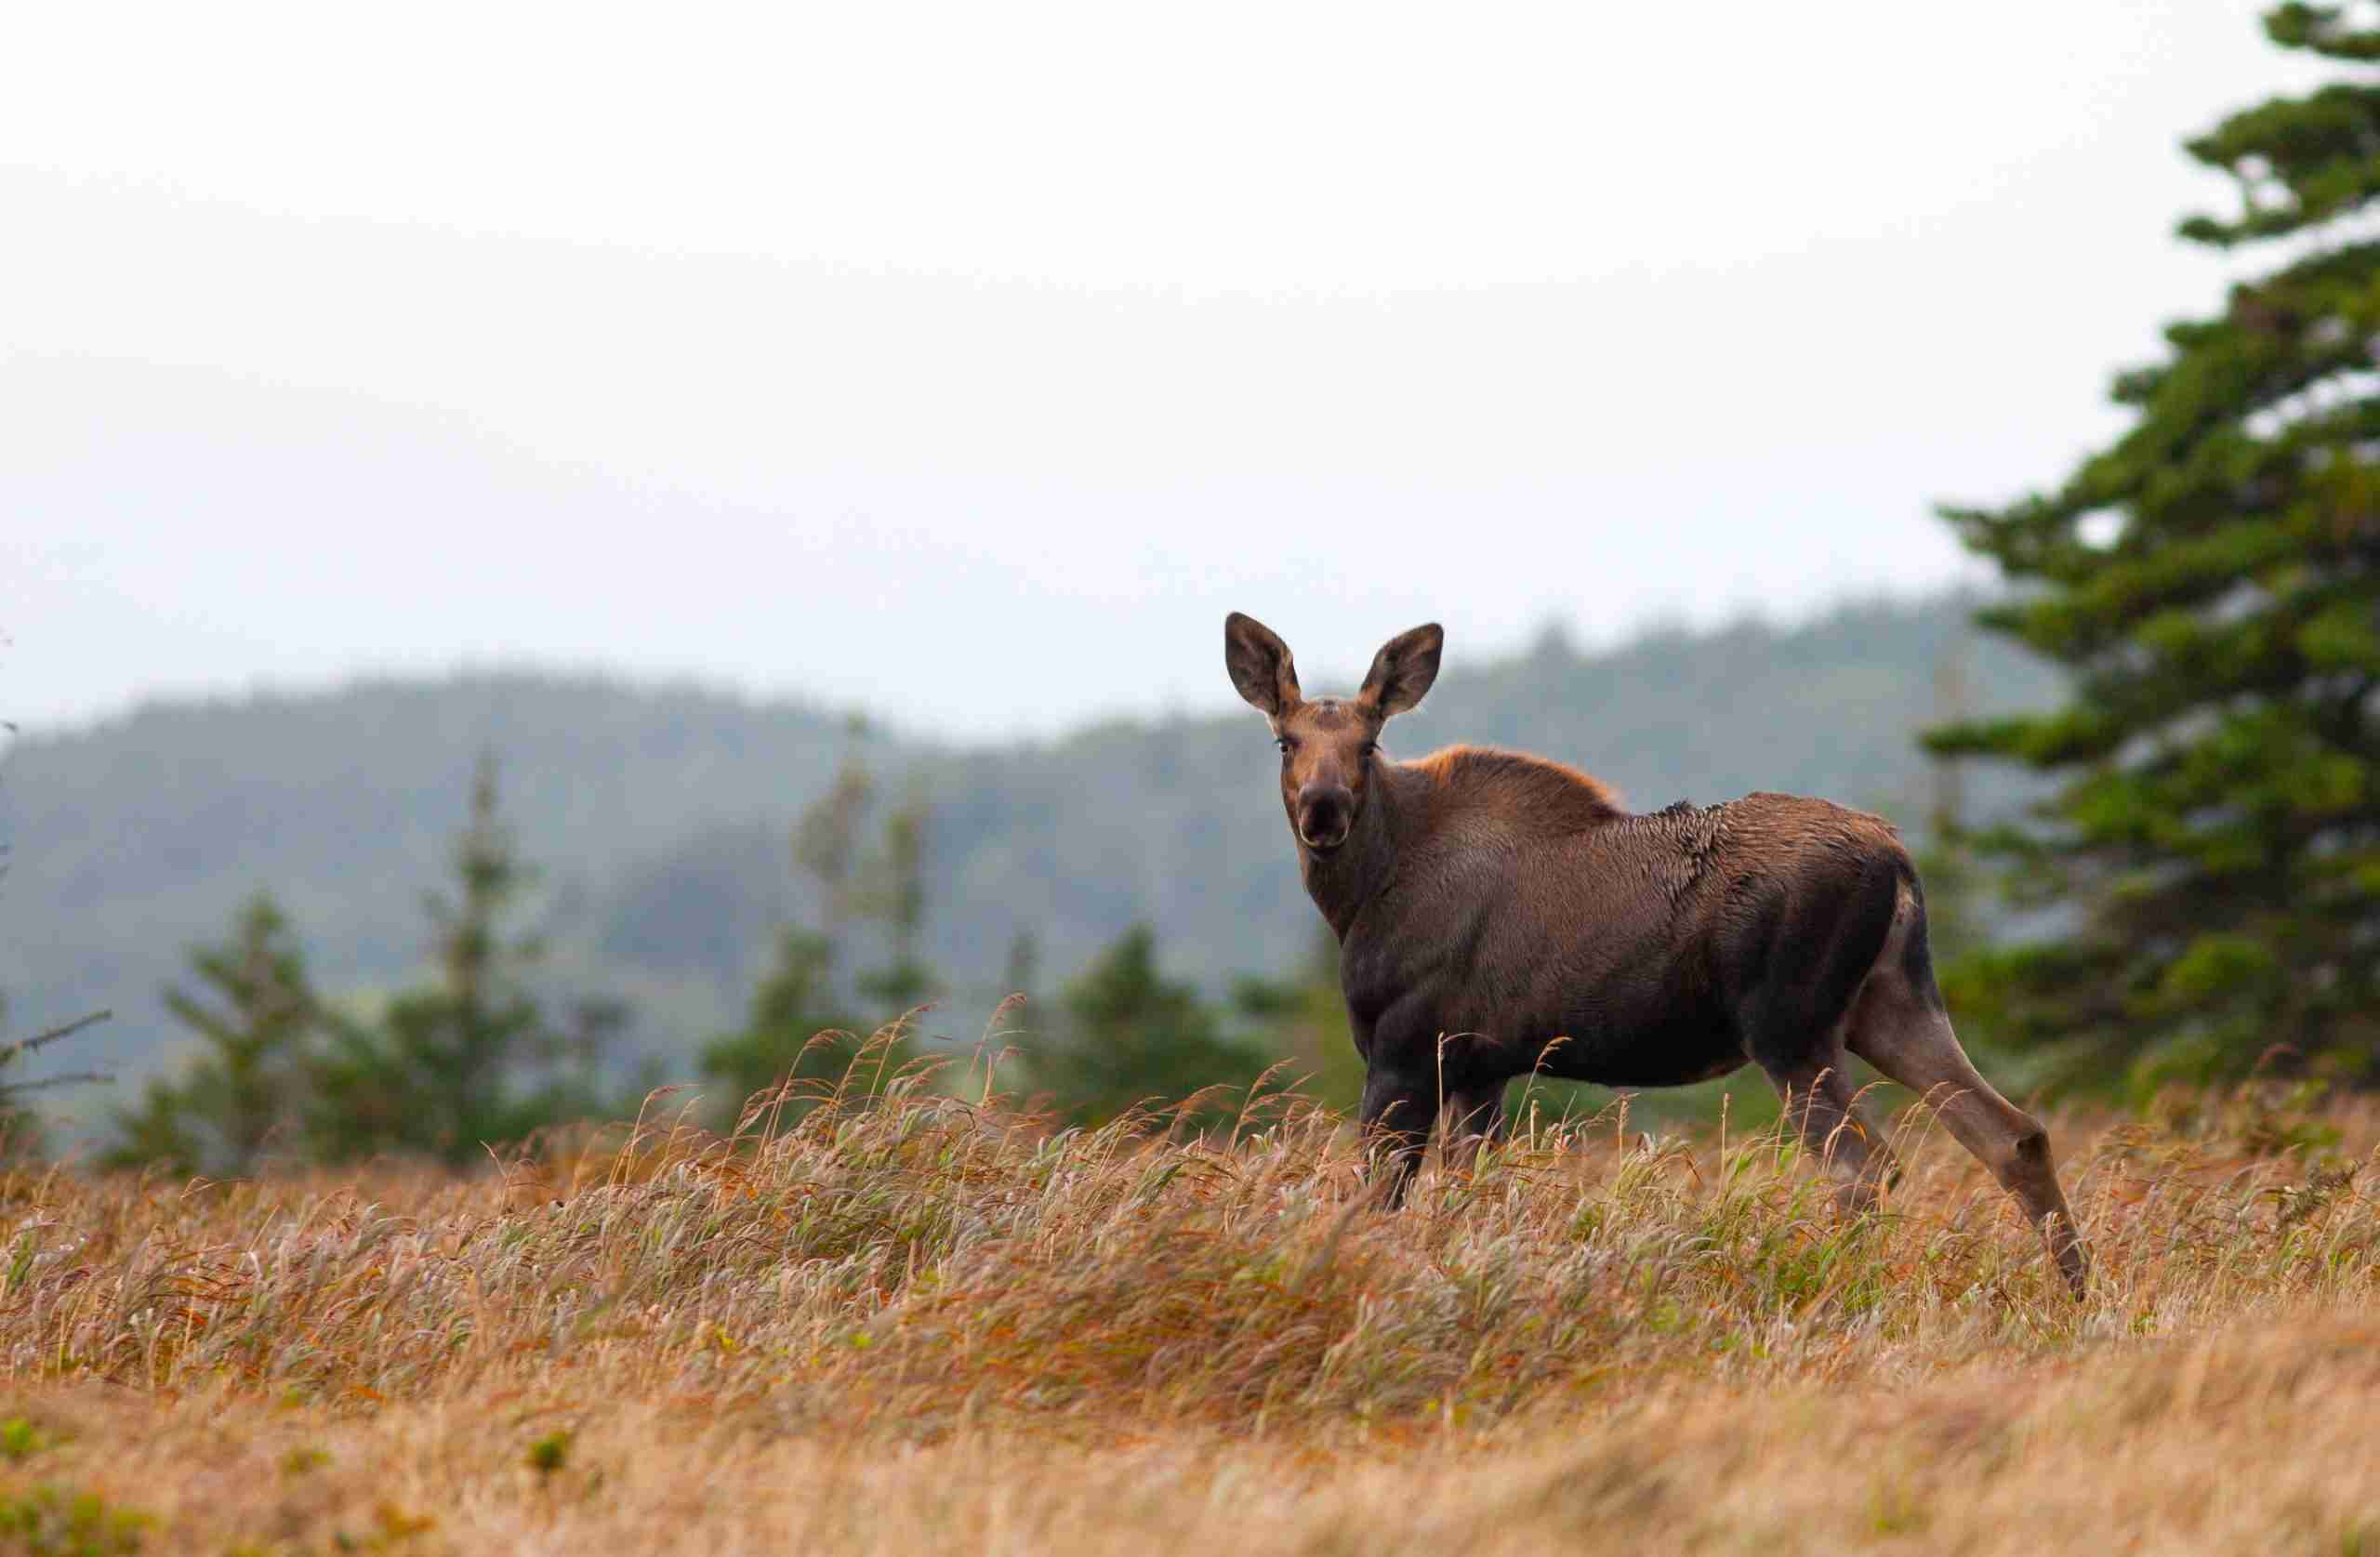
[{"x1": 1296, "y1": 786, "x2": 1353, "y2": 851}]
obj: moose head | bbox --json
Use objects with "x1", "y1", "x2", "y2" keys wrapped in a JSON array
[{"x1": 1223, "y1": 612, "x2": 1443, "y2": 854}]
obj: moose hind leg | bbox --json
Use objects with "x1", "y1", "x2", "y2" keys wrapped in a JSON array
[
  {"x1": 1442, "y1": 1081, "x2": 1508, "y2": 1173},
  {"x1": 1757, "y1": 1056, "x2": 1897, "y2": 1217},
  {"x1": 1847, "y1": 978, "x2": 2089, "y2": 1300}
]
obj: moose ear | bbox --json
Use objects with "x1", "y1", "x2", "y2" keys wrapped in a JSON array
[
  {"x1": 1223, "y1": 613, "x2": 1302, "y2": 716},
  {"x1": 1357, "y1": 623, "x2": 1443, "y2": 718}
]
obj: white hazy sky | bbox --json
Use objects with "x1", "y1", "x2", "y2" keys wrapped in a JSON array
[{"x1": 1, "y1": 1, "x2": 2324, "y2": 740}]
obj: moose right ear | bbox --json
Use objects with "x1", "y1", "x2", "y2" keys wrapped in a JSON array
[
  {"x1": 1223, "y1": 613, "x2": 1302, "y2": 717},
  {"x1": 1356, "y1": 622, "x2": 1443, "y2": 719}
]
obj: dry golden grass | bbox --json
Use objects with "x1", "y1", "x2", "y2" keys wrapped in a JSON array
[{"x1": 5, "y1": 1066, "x2": 2379, "y2": 1554}]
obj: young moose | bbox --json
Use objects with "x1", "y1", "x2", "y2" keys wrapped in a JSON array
[{"x1": 1224, "y1": 613, "x2": 2089, "y2": 1299}]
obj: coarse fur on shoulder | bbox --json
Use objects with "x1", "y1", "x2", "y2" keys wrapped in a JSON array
[{"x1": 1406, "y1": 744, "x2": 1626, "y2": 831}]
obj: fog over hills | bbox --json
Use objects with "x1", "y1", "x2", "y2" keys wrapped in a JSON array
[{"x1": 2, "y1": 595, "x2": 2059, "y2": 1100}]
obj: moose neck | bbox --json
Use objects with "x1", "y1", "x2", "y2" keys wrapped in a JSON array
[{"x1": 1298, "y1": 759, "x2": 1411, "y2": 940}]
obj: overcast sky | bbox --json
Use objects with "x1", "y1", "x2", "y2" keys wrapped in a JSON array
[{"x1": 2, "y1": 1, "x2": 2326, "y2": 741}]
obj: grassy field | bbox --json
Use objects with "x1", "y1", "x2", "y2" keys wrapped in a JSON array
[{"x1": 4, "y1": 1059, "x2": 2378, "y2": 1554}]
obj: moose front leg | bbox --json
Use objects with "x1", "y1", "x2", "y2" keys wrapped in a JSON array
[{"x1": 1357, "y1": 1061, "x2": 1435, "y2": 1207}]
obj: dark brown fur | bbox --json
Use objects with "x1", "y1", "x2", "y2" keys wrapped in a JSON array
[{"x1": 1223, "y1": 613, "x2": 2090, "y2": 1299}]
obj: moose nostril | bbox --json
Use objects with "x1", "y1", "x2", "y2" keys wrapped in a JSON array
[{"x1": 1299, "y1": 792, "x2": 1352, "y2": 846}]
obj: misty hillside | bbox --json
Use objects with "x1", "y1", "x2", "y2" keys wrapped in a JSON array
[{"x1": 2, "y1": 595, "x2": 2060, "y2": 1093}]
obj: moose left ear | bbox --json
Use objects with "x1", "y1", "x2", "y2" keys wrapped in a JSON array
[{"x1": 1356, "y1": 623, "x2": 1443, "y2": 718}]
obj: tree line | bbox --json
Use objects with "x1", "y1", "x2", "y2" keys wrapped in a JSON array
[{"x1": 77, "y1": 753, "x2": 1368, "y2": 1176}]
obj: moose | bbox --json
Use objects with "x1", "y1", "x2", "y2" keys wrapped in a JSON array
[{"x1": 1224, "y1": 613, "x2": 2089, "y2": 1299}]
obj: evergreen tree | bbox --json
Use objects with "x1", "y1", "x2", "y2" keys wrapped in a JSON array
[
  {"x1": 1929, "y1": 3, "x2": 2380, "y2": 1089},
  {"x1": 698, "y1": 929, "x2": 863, "y2": 1126},
  {"x1": 794, "y1": 756, "x2": 874, "y2": 933},
  {"x1": 1033, "y1": 923, "x2": 1268, "y2": 1128},
  {"x1": 852, "y1": 795, "x2": 935, "y2": 1010},
  {"x1": 699, "y1": 766, "x2": 937, "y2": 1128},
  {"x1": 104, "y1": 894, "x2": 316, "y2": 1174},
  {"x1": 313, "y1": 755, "x2": 620, "y2": 1162}
]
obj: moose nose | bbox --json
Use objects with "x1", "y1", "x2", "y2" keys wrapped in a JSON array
[{"x1": 1297, "y1": 787, "x2": 1353, "y2": 851}]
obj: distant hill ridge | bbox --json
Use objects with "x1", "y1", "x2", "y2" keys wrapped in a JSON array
[{"x1": 1, "y1": 595, "x2": 2058, "y2": 1092}]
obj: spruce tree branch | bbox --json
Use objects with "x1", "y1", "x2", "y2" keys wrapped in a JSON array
[
  {"x1": 0, "y1": 1071, "x2": 115, "y2": 1096},
  {"x1": 0, "y1": 1009, "x2": 112, "y2": 1063}
]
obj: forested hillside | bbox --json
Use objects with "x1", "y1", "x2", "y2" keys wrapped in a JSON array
[{"x1": 3, "y1": 595, "x2": 2058, "y2": 1096}]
